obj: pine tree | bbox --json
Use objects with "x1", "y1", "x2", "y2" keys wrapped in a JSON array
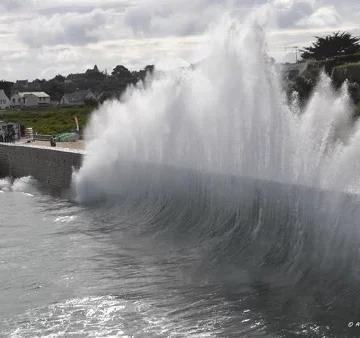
[{"x1": 301, "y1": 32, "x2": 360, "y2": 60}]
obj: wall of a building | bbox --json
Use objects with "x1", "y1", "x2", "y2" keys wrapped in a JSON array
[
  {"x1": 10, "y1": 94, "x2": 21, "y2": 107},
  {"x1": 24, "y1": 94, "x2": 39, "y2": 107},
  {"x1": 0, "y1": 144, "x2": 83, "y2": 191},
  {"x1": 0, "y1": 90, "x2": 10, "y2": 109},
  {"x1": 0, "y1": 100, "x2": 10, "y2": 109}
]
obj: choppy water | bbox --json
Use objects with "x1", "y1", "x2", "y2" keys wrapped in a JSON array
[
  {"x1": 1, "y1": 176, "x2": 359, "y2": 337},
  {"x1": 0, "y1": 177, "x2": 267, "y2": 337}
]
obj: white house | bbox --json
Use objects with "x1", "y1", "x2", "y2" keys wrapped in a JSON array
[
  {"x1": 11, "y1": 92, "x2": 50, "y2": 108},
  {"x1": 0, "y1": 90, "x2": 10, "y2": 109}
]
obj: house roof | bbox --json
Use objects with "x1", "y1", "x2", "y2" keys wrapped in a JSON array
[
  {"x1": 18, "y1": 92, "x2": 50, "y2": 98},
  {"x1": 0, "y1": 90, "x2": 9, "y2": 100},
  {"x1": 62, "y1": 90, "x2": 95, "y2": 103}
]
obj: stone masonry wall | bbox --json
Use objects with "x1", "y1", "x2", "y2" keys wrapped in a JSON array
[{"x1": 0, "y1": 144, "x2": 83, "y2": 190}]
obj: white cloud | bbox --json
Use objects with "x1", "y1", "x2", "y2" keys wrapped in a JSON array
[
  {"x1": 123, "y1": 0, "x2": 233, "y2": 37},
  {"x1": 272, "y1": 0, "x2": 314, "y2": 27},
  {"x1": 18, "y1": 9, "x2": 108, "y2": 47},
  {"x1": 297, "y1": 6, "x2": 341, "y2": 28}
]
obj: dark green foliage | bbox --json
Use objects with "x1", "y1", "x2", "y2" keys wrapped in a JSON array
[
  {"x1": 42, "y1": 78, "x2": 65, "y2": 102},
  {"x1": 85, "y1": 65, "x2": 107, "y2": 81},
  {"x1": 348, "y1": 82, "x2": 360, "y2": 103},
  {"x1": 301, "y1": 32, "x2": 360, "y2": 60},
  {"x1": 354, "y1": 101, "x2": 360, "y2": 120},
  {"x1": 0, "y1": 81, "x2": 14, "y2": 98},
  {"x1": 145, "y1": 65, "x2": 155, "y2": 74},
  {"x1": 54, "y1": 74, "x2": 65, "y2": 82},
  {"x1": 111, "y1": 65, "x2": 131, "y2": 79},
  {"x1": 4, "y1": 64, "x2": 155, "y2": 103},
  {"x1": 84, "y1": 97, "x2": 99, "y2": 107},
  {"x1": 289, "y1": 76, "x2": 315, "y2": 106}
]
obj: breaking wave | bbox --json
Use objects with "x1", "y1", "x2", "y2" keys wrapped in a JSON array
[{"x1": 72, "y1": 10, "x2": 360, "y2": 334}]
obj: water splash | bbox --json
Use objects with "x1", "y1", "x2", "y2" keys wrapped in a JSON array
[
  {"x1": 0, "y1": 176, "x2": 38, "y2": 195},
  {"x1": 51, "y1": 13, "x2": 360, "y2": 332},
  {"x1": 73, "y1": 14, "x2": 358, "y2": 200}
]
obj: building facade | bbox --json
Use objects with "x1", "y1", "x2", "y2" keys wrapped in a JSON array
[
  {"x1": 0, "y1": 90, "x2": 10, "y2": 109},
  {"x1": 11, "y1": 92, "x2": 50, "y2": 108},
  {"x1": 60, "y1": 89, "x2": 97, "y2": 106}
]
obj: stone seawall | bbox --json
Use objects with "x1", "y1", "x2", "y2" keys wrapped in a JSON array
[{"x1": 0, "y1": 144, "x2": 83, "y2": 190}]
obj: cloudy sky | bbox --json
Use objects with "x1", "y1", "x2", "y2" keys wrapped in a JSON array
[{"x1": 0, "y1": 0, "x2": 359, "y2": 81}]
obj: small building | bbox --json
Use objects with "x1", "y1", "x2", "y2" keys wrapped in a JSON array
[
  {"x1": 0, "y1": 90, "x2": 10, "y2": 109},
  {"x1": 11, "y1": 92, "x2": 50, "y2": 108},
  {"x1": 60, "y1": 89, "x2": 97, "y2": 106}
]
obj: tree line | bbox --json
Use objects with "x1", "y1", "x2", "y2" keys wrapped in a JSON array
[{"x1": 0, "y1": 64, "x2": 155, "y2": 103}]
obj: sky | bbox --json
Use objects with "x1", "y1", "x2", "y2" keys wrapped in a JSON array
[{"x1": 0, "y1": 0, "x2": 359, "y2": 81}]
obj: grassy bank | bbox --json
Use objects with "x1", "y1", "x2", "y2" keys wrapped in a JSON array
[
  {"x1": 0, "y1": 106, "x2": 94, "y2": 135},
  {"x1": 356, "y1": 101, "x2": 360, "y2": 116},
  {"x1": 2, "y1": 101, "x2": 360, "y2": 135}
]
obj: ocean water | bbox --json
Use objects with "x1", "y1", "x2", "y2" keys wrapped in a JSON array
[
  {"x1": 1, "y1": 175, "x2": 359, "y2": 337},
  {"x1": 0, "y1": 177, "x2": 272, "y2": 337}
]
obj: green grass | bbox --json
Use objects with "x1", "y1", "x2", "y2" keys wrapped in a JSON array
[
  {"x1": 0, "y1": 106, "x2": 94, "y2": 135},
  {"x1": 335, "y1": 61, "x2": 360, "y2": 69},
  {"x1": 356, "y1": 101, "x2": 360, "y2": 117}
]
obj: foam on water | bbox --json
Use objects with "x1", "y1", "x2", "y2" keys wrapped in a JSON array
[
  {"x1": 3, "y1": 295, "x2": 233, "y2": 337},
  {"x1": 0, "y1": 176, "x2": 38, "y2": 195}
]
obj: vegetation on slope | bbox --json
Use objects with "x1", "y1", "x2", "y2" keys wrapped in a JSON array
[{"x1": 0, "y1": 106, "x2": 94, "y2": 135}]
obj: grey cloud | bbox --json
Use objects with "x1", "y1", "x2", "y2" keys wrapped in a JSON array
[
  {"x1": 123, "y1": 0, "x2": 237, "y2": 37},
  {"x1": 0, "y1": 0, "x2": 32, "y2": 10},
  {"x1": 274, "y1": 0, "x2": 315, "y2": 28},
  {"x1": 37, "y1": 0, "x2": 134, "y2": 16},
  {"x1": 19, "y1": 9, "x2": 108, "y2": 47},
  {"x1": 296, "y1": 6, "x2": 341, "y2": 28}
]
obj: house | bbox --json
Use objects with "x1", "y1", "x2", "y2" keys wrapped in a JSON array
[
  {"x1": 60, "y1": 89, "x2": 97, "y2": 106},
  {"x1": 11, "y1": 92, "x2": 50, "y2": 108},
  {"x1": 0, "y1": 90, "x2": 10, "y2": 109},
  {"x1": 95, "y1": 90, "x2": 123, "y2": 103}
]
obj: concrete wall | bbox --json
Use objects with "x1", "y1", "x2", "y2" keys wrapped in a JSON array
[{"x1": 0, "y1": 144, "x2": 83, "y2": 190}]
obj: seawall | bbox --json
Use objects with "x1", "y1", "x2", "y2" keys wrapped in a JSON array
[{"x1": 0, "y1": 143, "x2": 83, "y2": 190}]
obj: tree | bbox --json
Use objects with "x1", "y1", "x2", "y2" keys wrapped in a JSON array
[
  {"x1": 54, "y1": 74, "x2": 65, "y2": 82},
  {"x1": 0, "y1": 81, "x2": 14, "y2": 98},
  {"x1": 111, "y1": 65, "x2": 131, "y2": 79},
  {"x1": 145, "y1": 65, "x2": 155, "y2": 74},
  {"x1": 301, "y1": 32, "x2": 360, "y2": 61}
]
